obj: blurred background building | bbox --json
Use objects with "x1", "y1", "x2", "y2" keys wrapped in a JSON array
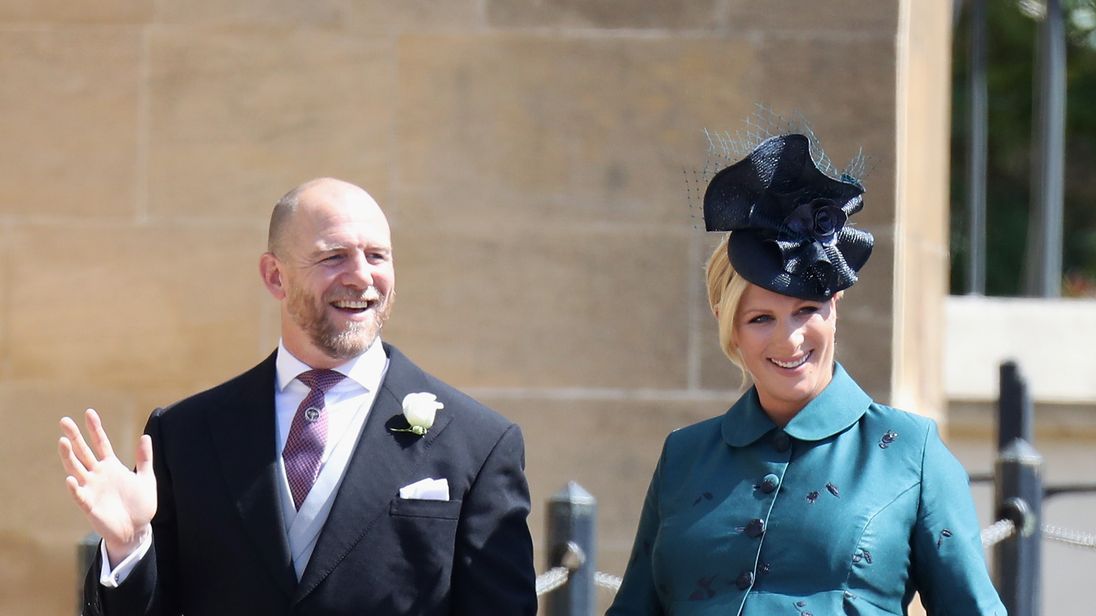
[{"x1": 0, "y1": 1, "x2": 1091, "y2": 614}]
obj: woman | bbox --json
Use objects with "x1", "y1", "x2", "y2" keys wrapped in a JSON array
[{"x1": 607, "y1": 133, "x2": 1005, "y2": 615}]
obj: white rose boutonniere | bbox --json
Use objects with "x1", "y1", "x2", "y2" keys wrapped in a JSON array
[{"x1": 391, "y1": 392, "x2": 444, "y2": 436}]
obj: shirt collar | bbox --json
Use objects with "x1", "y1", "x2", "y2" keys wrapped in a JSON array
[
  {"x1": 275, "y1": 337, "x2": 388, "y2": 393},
  {"x1": 721, "y1": 362, "x2": 871, "y2": 447}
]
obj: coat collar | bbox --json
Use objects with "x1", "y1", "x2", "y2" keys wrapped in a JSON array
[{"x1": 720, "y1": 362, "x2": 871, "y2": 447}]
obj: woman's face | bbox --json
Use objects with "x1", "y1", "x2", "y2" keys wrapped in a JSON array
[{"x1": 733, "y1": 283, "x2": 837, "y2": 421}]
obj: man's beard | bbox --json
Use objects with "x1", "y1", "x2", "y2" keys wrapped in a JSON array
[{"x1": 286, "y1": 285, "x2": 393, "y2": 360}]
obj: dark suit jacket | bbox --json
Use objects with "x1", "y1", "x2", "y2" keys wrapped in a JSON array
[{"x1": 82, "y1": 344, "x2": 537, "y2": 615}]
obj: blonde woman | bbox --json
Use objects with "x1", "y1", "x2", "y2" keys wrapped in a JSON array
[{"x1": 607, "y1": 134, "x2": 1005, "y2": 615}]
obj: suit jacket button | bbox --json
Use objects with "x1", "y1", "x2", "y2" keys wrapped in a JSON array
[
  {"x1": 736, "y1": 571, "x2": 755, "y2": 590},
  {"x1": 760, "y1": 473, "x2": 780, "y2": 493},
  {"x1": 772, "y1": 431, "x2": 791, "y2": 452},
  {"x1": 745, "y1": 518, "x2": 766, "y2": 538}
]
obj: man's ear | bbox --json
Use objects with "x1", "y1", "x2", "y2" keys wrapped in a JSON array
[{"x1": 259, "y1": 252, "x2": 287, "y2": 300}]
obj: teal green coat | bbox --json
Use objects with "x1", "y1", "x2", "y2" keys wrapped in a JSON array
[{"x1": 608, "y1": 364, "x2": 1005, "y2": 615}]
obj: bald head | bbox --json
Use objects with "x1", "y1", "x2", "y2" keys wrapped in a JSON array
[
  {"x1": 259, "y1": 176, "x2": 395, "y2": 367},
  {"x1": 267, "y1": 177, "x2": 385, "y2": 257}
]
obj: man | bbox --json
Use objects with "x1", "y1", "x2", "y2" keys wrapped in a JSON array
[{"x1": 58, "y1": 178, "x2": 537, "y2": 615}]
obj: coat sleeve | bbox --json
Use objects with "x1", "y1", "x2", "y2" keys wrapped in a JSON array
[
  {"x1": 449, "y1": 423, "x2": 537, "y2": 615},
  {"x1": 85, "y1": 408, "x2": 181, "y2": 616},
  {"x1": 606, "y1": 441, "x2": 667, "y2": 616},
  {"x1": 910, "y1": 421, "x2": 1007, "y2": 615}
]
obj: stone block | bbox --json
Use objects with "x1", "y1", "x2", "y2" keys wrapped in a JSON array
[
  {"x1": 156, "y1": 0, "x2": 484, "y2": 30},
  {"x1": 154, "y1": 0, "x2": 347, "y2": 26},
  {"x1": 384, "y1": 223, "x2": 691, "y2": 389},
  {"x1": 834, "y1": 233, "x2": 895, "y2": 403},
  {"x1": 4, "y1": 224, "x2": 268, "y2": 396},
  {"x1": 0, "y1": 532, "x2": 78, "y2": 616},
  {"x1": 486, "y1": 0, "x2": 721, "y2": 30},
  {"x1": 394, "y1": 34, "x2": 759, "y2": 228},
  {"x1": 0, "y1": 383, "x2": 138, "y2": 533},
  {"x1": 346, "y1": 0, "x2": 483, "y2": 31},
  {"x1": 0, "y1": 1, "x2": 149, "y2": 23},
  {"x1": 0, "y1": 29, "x2": 139, "y2": 218},
  {"x1": 724, "y1": 0, "x2": 897, "y2": 34},
  {"x1": 482, "y1": 396, "x2": 719, "y2": 562},
  {"x1": 146, "y1": 27, "x2": 393, "y2": 221},
  {"x1": 754, "y1": 33, "x2": 897, "y2": 227}
]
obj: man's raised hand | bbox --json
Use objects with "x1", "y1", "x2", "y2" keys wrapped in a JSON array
[{"x1": 58, "y1": 408, "x2": 157, "y2": 566}]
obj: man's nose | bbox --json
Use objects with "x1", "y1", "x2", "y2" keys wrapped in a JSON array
[{"x1": 341, "y1": 252, "x2": 374, "y2": 288}]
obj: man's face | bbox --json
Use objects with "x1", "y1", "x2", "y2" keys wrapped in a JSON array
[{"x1": 266, "y1": 181, "x2": 395, "y2": 368}]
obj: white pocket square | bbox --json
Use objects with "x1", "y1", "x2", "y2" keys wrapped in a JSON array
[{"x1": 398, "y1": 477, "x2": 450, "y2": 501}]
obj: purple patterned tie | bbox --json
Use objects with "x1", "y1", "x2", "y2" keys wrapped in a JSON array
[{"x1": 283, "y1": 369, "x2": 345, "y2": 510}]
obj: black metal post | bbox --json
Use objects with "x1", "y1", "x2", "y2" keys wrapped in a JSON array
[
  {"x1": 997, "y1": 361, "x2": 1033, "y2": 451},
  {"x1": 76, "y1": 532, "x2": 99, "y2": 614},
  {"x1": 993, "y1": 438, "x2": 1043, "y2": 616},
  {"x1": 994, "y1": 360, "x2": 1042, "y2": 615},
  {"x1": 967, "y1": 0, "x2": 988, "y2": 295},
  {"x1": 1025, "y1": 0, "x2": 1066, "y2": 297},
  {"x1": 544, "y1": 482, "x2": 597, "y2": 616}
]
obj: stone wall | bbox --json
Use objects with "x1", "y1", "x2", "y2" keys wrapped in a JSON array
[{"x1": 0, "y1": 1, "x2": 952, "y2": 613}]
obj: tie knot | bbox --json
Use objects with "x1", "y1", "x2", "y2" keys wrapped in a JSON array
[{"x1": 297, "y1": 369, "x2": 346, "y2": 394}]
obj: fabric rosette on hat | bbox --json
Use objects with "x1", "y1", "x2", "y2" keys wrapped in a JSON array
[{"x1": 703, "y1": 133, "x2": 874, "y2": 300}]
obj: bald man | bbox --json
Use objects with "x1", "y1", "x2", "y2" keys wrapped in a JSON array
[{"x1": 59, "y1": 178, "x2": 537, "y2": 615}]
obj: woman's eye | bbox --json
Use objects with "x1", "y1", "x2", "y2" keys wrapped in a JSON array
[
  {"x1": 798, "y1": 305, "x2": 819, "y2": 315},
  {"x1": 748, "y1": 315, "x2": 772, "y2": 324}
]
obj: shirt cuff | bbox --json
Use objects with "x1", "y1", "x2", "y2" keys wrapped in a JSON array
[{"x1": 98, "y1": 529, "x2": 153, "y2": 588}]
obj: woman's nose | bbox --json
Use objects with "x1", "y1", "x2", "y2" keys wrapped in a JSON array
[{"x1": 777, "y1": 321, "x2": 805, "y2": 349}]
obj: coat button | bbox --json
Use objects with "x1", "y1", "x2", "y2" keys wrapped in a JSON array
[
  {"x1": 772, "y1": 431, "x2": 791, "y2": 452},
  {"x1": 736, "y1": 570, "x2": 755, "y2": 590},
  {"x1": 760, "y1": 473, "x2": 780, "y2": 493},
  {"x1": 745, "y1": 518, "x2": 766, "y2": 538}
]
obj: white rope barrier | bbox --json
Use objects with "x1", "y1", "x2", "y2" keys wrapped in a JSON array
[
  {"x1": 594, "y1": 571, "x2": 624, "y2": 592},
  {"x1": 980, "y1": 519, "x2": 1017, "y2": 548},
  {"x1": 1042, "y1": 523, "x2": 1096, "y2": 550},
  {"x1": 535, "y1": 567, "x2": 570, "y2": 596}
]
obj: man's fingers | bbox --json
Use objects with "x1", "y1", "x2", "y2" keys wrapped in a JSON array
[
  {"x1": 59, "y1": 416, "x2": 98, "y2": 470},
  {"x1": 84, "y1": 408, "x2": 116, "y2": 461},
  {"x1": 134, "y1": 434, "x2": 153, "y2": 478},
  {"x1": 57, "y1": 437, "x2": 89, "y2": 483},
  {"x1": 64, "y1": 476, "x2": 93, "y2": 514}
]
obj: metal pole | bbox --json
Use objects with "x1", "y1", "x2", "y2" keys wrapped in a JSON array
[
  {"x1": 997, "y1": 361, "x2": 1033, "y2": 451},
  {"x1": 544, "y1": 482, "x2": 597, "y2": 616},
  {"x1": 1025, "y1": 0, "x2": 1066, "y2": 297},
  {"x1": 993, "y1": 438, "x2": 1043, "y2": 616},
  {"x1": 967, "y1": 0, "x2": 988, "y2": 295},
  {"x1": 76, "y1": 532, "x2": 100, "y2": 614}
]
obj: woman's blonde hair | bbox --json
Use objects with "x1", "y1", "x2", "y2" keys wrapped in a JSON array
[{"x1": 705, "y1": 234, "x2": 751, "y2": 384}]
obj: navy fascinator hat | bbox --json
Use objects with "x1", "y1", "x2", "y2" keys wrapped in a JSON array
[{"x1": 703, "y1": 133, "x2": 874, "y2": 301}]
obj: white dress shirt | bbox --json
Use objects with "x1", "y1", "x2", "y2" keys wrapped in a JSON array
[{"x1": 101, "y1": 338, "x2": 388, "y2": 587}]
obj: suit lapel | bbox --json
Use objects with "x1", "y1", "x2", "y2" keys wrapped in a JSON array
[
  {"x1": 293, "y1": 344, "x2": 455, "y2": 603},
  {"x1": 206, "y1": 352, "x2": 298, "y2": 598}
]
